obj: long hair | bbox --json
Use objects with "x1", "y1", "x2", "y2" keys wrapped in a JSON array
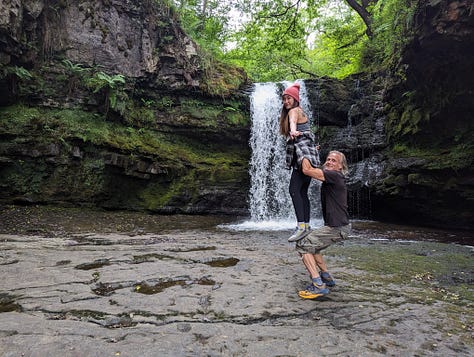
[
  {"x1": 279, "y1": 100, "x2": 299, "y2": 136},
  {"x1": 329, "y1": 150, "x2": 349, "y2": 176}
]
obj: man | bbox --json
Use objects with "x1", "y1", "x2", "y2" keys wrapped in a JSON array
[{"x1": 293, "y1": 150, "x2": 351, "y2": 299}]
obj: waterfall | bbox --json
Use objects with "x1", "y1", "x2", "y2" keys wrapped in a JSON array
[
  {"x1": 248, "y1": 82, "x2": 291, "y2": 221},
  {"x1": 225, "y1": 81, "x2": 322, "y2": 231}
]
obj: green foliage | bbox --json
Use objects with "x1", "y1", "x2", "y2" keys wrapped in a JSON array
[
  {"x1": 176, "y1": 97, "x2": 248, "y2": 127},
  {"x1": 199, "y1": 49, "x2": 247, "y2": 96},
  {"x1": 0, "y1": 65, "x2": 33, "y2": 80},
  {"x1": 0, "y1": 105, "x2": 41, "y2": 133},
  {"x1": 393, "y1": 143, "x2": 474, "y2": 171},
  {"x1": 360, "y1": 0, "x2": 418, "y2": 70},
  {"x1": 226, "y1": 110, "x2": 247, "y2": 126},
  {"x1": 387, "y1": 103, "x2": 429, "y2": 137},
  {"x1": 172, "y1": 0, "x2": 234, "y2": 58},
  {"x1": 84, "y1": 71, "x2": 125, "y2": 94},
  {"x1": 0, "y1": 104, "x2": 247, "y2": 167},
  {"x1": 61, "y1": 59, "x2": 87, "y2": 75},
  {"x1": 84, "y1": 71, "x2": 127, "y2": 114},
  {"x1": 307, "y1": 15, "x2": 367, "y2": 78},
  {"x1": 219, "y1": 0, "x2": 373, "y2": 81},
  {"x1": 61, "y1": 59, "x2": 89, "y2": 94},
  {"x1": 170, "y1": 0, "x2": 420, "y2": 80},
  {"x1": 156, "y1": 96, "x2": 174, "y2": 109},
  {"x1": 224, "y1": 0, "x2": 309, "y2": 81},
  {"x1": 0, "y1": 65, "x2": 34, "y2": 97},
  {"x1": 180, "y1": 98, "x2": 220, "y2": 123},
  {"x1": 122, "y1": 102, "x2": 156, "y2": 128}
]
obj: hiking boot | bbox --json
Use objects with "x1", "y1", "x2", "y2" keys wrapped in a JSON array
[
  {"x1": 288, "y1": 227, "x2": 310, "y2": 242},
  {"x1": 298, "y1": 283, "x2": 329, "y2": 299},
  {"x1": 320, "y1": 271, "x2": 336, "y2": 287}
]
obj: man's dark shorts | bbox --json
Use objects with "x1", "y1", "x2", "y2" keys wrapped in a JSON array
[{"x1": 296, "y1": 224, "x2": 351, "y2": 255}]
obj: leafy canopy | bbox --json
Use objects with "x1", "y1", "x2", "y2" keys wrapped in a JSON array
[{"x1": 170, "y1": 0, "x2": 417, "y2": 81}]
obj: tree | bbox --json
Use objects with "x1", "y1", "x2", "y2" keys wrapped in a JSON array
[
  {"x1": 223, "y1": 0, "x2": 366, "y2": 80},
  {"x1": 173, "y1": 0, "x2": 236, "y2": 56},
  {"x1": 173, "y1": 0, "x2": 414, "y2": 81},
  {"x1": 232, "y1": 0, "x2": 377, "y2": 40},
  {"x1": 344, "y1": 0, "x2": 378, "y2": 37}
]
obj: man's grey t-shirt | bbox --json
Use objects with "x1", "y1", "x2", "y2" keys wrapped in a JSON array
[{"x1": 321, "y1": 169, "x2": 349, "y2": 227}]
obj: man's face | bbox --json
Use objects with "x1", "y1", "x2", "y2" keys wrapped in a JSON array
[{"x1": 323, "y1": 152, "x2": 342, "y2": 172}]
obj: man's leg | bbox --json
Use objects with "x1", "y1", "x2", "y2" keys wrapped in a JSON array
[
  {"x1": 297, "y1": 253, "x2": 329, "y2": 299},
  {"x1": 314, "y1": 253, "x2": 336, "y2": 287},
  {"x1": 314, "y1": 253, "x2": 328, "y2": 272},
  {"x1": 301, "y1": 253, "x2": 320, "y2": 278}
]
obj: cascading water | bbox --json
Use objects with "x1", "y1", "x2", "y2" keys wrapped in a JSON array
[
  {"x1": 248, "y1": 82, "x2": 291, "y2": 221},
  {"x1": 228, "y1": 81, "x2": 322, "y2": 231}
]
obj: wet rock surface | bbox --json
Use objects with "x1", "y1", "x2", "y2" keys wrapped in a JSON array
[{"x1": 0, "y1": 206, "x2": 473, "y2": 356}]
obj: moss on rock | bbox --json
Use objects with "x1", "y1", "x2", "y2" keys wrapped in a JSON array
[{"x1": 0, "y1": 103, "x2": 249, "y2": 214}]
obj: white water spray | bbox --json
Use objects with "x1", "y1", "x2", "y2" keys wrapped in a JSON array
[
  {"x1": 224, "y1": 81, "x2": 322, "y2": 231},
  {"x1": 248, "y1": 82, "x2": 291, "y2": 221}
]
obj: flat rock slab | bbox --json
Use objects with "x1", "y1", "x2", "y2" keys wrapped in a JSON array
[{"x1": 0, "y1": 208, "x2": 473, "y2": 356}]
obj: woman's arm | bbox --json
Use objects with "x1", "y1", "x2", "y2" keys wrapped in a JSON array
[{"x1": 288, "y1": 109, "x2": 300, "y2": 138}]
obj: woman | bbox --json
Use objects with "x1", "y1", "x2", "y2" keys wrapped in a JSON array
[{"x1": 279, "y1": 82, "x2": 319, "y2": 242}]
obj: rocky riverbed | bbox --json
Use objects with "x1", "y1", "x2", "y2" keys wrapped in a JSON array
[{"x1": 0, "y1": 206, "x2": 473, "y2": 356}]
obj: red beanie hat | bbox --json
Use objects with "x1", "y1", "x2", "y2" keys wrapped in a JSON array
[{"x1": 283, "y1": 82, "x2": 300, "y2": 103}]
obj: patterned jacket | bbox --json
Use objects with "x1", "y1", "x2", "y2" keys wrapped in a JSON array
[{"x1": 285, "y1": 131, "x2": 319, "y2": 170}]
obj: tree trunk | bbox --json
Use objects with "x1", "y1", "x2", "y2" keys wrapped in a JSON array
[{"x1": 345, "y1": 0, "x2": 374, "y2": 38}]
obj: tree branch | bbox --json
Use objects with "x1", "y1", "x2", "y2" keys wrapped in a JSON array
[
  {"x1": 344, "y1": 0, "x2": 375, "y2": 38},
  {"x1": 290, "y1": 63, "x2": 318, "y2": 78},
  {"x1": 337, "y1": 31, "x2": 366, "y2": 49}
]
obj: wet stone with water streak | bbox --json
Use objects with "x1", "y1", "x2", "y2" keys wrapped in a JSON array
[{"x1": 0, "y1": 206, "x2": 473, "y2": 356}]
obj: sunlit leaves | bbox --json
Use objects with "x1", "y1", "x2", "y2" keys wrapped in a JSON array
[{"x1": 171, "y1": 0, "x2": 417, "y2": 81}]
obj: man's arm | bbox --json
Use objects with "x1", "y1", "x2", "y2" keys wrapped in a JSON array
[{"x1": 302, "y1": 158, "x2": 325, "y2": 181}]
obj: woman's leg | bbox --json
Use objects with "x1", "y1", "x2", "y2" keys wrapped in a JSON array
[
  {"x1": 289, "y1": 169, "x2": 306, "y2": 222},
  {"x1": 300, "y1": 173, "x2": 311, "y2": 223}
]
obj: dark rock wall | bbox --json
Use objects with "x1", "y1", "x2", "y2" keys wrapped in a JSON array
[
  {"x1": 0, "y1": 0, "x2": 472, "y2": 229},
  {"x1": 305, "y1": 75, "x2": 388, "y2": 221},
  {"x1": 378, "y1": 0, "x2": 474, "y2": 229},
  {"x1": 304, "y1": 0, "x2": 473, "y2": 230},
  {"x1": 1, "y1": 0, "x2": 200, "y2": 84},
  {"x1": 0, "y1": 0, "x2": 250, "y2": 215}
]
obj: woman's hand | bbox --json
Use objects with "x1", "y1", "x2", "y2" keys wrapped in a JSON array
[{"x1": 290, "y1": 130, "x2": 300, "y2": 139}]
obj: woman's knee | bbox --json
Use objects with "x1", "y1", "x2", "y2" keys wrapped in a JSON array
[
  {"x1": 289, "y1": 188, "x2": 297, "y2": 198},
  {"x1": 289, "y1": 179, "x2": 300, "y2": 197}
]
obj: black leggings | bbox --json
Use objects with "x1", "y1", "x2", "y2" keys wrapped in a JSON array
[{"x1": 289, "y1": 168, "x2": 311, "y2": 222}]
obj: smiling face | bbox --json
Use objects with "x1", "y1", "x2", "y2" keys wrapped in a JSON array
[
  {"x1": 323, "y1": 152, "x2": 343, "y2": 172},
  {"x1": 282, "y1": 94, "x2": 296, "y2": 110}
]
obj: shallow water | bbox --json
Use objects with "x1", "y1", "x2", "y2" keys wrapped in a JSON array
[
  {"x1": 1, "y1": 205, "x2": 472, "y2": 246},
  {"x1": 0, "y1": 205, "x2": 473, "y2": 356},
  {"x1": 349, "y1": 219, "x2": 474, "y2": 246}
]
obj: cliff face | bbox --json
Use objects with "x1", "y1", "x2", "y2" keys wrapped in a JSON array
[
  {"x1": 304, "y1": 74, "x2": 388, "y2": 223},
  {"x1": 1, "y1": 0, "x2": 199, "y2": 86},
  {"x1": 378, "y1": 0, "x2": 474, "y2": 229},
  {"x1": 305, "y1": 0, "x2": 473, "y2": 230},
  {"x1": 0, "y1": 0, "x2": 250, "y2": 215},
  {"x1": 0, "y1": 0, "x2": 472, "y2": 229}
]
